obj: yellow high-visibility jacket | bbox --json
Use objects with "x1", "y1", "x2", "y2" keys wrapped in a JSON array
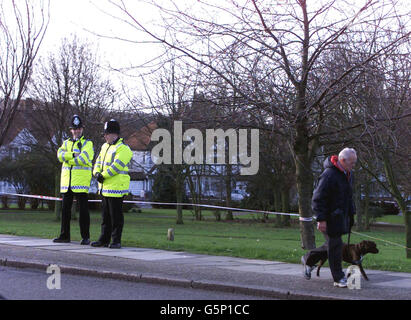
[
  {"x1": 57, "y1": 136, "x2": 94, "y2": 193},
  {"x1": 93, "y1": 138, "x2": 132, "y2": 197}
]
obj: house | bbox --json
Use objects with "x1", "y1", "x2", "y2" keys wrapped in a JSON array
[
  {"x1": 0, "y1": 99, "x2": 39, "y2": 194},
  {"x1": 123, "y1": 121, "x2": 157, "y2": 197}
]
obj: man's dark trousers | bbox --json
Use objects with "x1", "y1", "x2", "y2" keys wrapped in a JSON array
[
  {"x1": 60, "y1": 189, "x2": 90, "y2": 240},
  {"x1": 98, "y1": 196, "x2": 124, "y2": 244},
  {"x1": 303, "y1": 232, "x2": 345, "y2": 282}
]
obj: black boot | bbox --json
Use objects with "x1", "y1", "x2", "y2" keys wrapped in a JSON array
[
  {"x1": 80, "y1": 238, "x2": 90, "y2": 245},
  {"x1": 53, "y1": 237, "x2": 70, "y2": 243},
  {"x1": 90, "y1": 241, "x2": 109, "y2": 247}
]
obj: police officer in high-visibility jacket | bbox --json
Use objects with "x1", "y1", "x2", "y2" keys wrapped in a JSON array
[
  {"x1": 91, "y1": 119, "x2": 132, "y2": 249},
  {"x1": 54, "y1": 115, "x2": 94, "y2": 244}
]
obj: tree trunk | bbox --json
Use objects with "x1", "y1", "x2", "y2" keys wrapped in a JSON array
[
  {"x1": 176, "y1": 173, "x2": 184, "y2": 225},
  {"x1": 405, "y1": 211, "x2": 411, "y2": 259},
  {"x1": 281, "y1": 187, "x2": 291, "y2": 226},
  {"x1": 225, "y1": 164, "x2": 233, "y2": 221},
  {"x1": 354, "y1": 175, "x2": 364, "y2": 231},
  {"x1": 187, "y1": 173, "x2": 201, "y2": 220},
  {"x1": 273, "y1": 187, "x2": 282, "y2": 226},
  {"x1": 195, "y1": 175, "x2": 202, "y2": 220},
  {"x1": 382, "y1": 151, "x2": 410, "y2": 258},
  {"x1": 295, "y1": 145, "x2": 316, "y2": 250},
  {"x1": 294, "y1": 89, "x2": 316, "y2": 249},
  {"x1": 364, "y1": 179, "x2": 371, "y2": 230}
]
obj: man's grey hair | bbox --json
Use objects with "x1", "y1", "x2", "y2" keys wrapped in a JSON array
[{"x1": 339, "y1": 148, "x2": 357, "y2": 160}]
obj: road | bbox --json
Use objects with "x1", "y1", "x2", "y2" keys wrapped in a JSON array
[{"x1": 0, "y1": 266, "x2": 269, "y2": 300}]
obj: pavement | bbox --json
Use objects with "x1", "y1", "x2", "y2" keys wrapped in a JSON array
[{"x1": 0, "y1": 234, "x2": 410, "y2": 300}]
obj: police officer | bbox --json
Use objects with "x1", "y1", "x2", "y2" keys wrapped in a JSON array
[
  {"x1": 91, "y1": 119, "x2": 132, "y2": 249},
  {"x1": 54, "y1": 115, "x2": 94, "y2": 244}
]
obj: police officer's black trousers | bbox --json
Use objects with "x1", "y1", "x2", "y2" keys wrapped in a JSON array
[
  {"x1": 98, "y1": 196, "x2": 124, "y2": 244},
  {"x1": 60, "y1": 189, "x2": 90, "y2": 240},
  {"x1": 303, "y1": 232, "x2": 345, "y2": 282}
]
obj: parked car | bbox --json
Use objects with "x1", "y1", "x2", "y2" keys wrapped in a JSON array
[{"x1": 231, "y1": 189, "x2": 246, "y2": 201}]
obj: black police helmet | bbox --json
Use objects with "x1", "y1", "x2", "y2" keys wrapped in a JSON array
[
  {"x1": 70, "y1": 115, "x2": 83, "y2": 129},
  {"x1": 104, "y1": 119, "x2": 120, "y2": 135}
]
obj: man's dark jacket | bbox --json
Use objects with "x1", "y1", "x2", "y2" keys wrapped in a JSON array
[{"x1": 312, "y1": 156, "x2": 356, "y2": 237}]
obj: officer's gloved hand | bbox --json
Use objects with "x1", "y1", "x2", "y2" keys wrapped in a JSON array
[{"x1": 95, "y1": 172, "x2": 104, "y2": 183}]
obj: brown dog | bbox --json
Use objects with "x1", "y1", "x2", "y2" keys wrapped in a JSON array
[{"x1": 316, "y1": 240, "x2": 379, "y2": 280}]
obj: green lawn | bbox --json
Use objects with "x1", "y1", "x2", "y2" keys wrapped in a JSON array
[
  {"x1": 375, "y1": 215, "x2": 405, "y2": 225},
  {"x1": 0, "y1": 208, "x2": 410, "y2": 273}
]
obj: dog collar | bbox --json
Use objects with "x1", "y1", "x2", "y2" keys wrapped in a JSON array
[{"x1": 352, "y1": 255, "x2": 364, "y2": 265}]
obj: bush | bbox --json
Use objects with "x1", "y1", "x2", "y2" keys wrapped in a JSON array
[
  {"x1": 1, "y1": 195, "x2": 9, "y2": 209},
  {"x1": 128, "y1": 207, "x2": 142, "y2": 213},
  {"x1": 17, "y1": 197, "x2": 27, "y2": 210},
  {"x1": 47, "y1": 200, "x2": 55, "y2": 211},
  {"x1": 369, "y1": 201, "x2": 399, "y2": 215},
  {"x1": 213, "y1": 209, "x2": 221, "y2": 221},
  {"x1": 30, "y1": 198, "x2": 39, "y2": 210},
  {"x1": 368, "y1": 206, "x2": 385, "y2": 223},
  {"x1": 123, "y1": 195, "x2": 136, "y2": 213}
]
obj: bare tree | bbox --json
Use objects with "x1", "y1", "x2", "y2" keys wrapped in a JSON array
[
  {"x1": 27, "y1": 36, "x2": 117, "y2": 220},
  {"x1": 132, "y1": 57, "x2": 199, "y2": 224},
  {"x1": 350, "y1": 46, "x2": 411, "y2": 257},
  {"x1": 0, "y1": 0, "x2": 49, "y2": 147},
  {"x1": 101, "y1": 0, "x2": 410, "y2": 249}
]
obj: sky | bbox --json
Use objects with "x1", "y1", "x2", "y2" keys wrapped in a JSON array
[
  {"x1": 41, "y1": 0, "x2": 161, "y2": 89},
  {"x1": 4, "y1": 0, "x2": 410, "y2": 102}
]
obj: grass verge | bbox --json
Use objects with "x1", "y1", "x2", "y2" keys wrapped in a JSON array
[{"x1": 0, "y1": 208, "x2": 410, "y2": 273}]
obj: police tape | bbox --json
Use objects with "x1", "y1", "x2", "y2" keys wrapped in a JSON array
[
  {"x1": 0, "y1": 192, "x2": 300, "y2": 217},
  {"x1": 0, "y1": 192, "x2": 62, "y2": 201},
  {"x1": 1, "y1": 192, "x2": 409, "y2": 250}
]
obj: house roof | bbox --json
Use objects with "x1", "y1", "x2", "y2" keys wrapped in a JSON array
[
  {"x1": 124, "y1": 121, "x2": 157, "y2": 151},
  {"x1": 2, "y1": 99, "x2": 157, "y2": 151},
  {"x1": 1, "y1": 99, "x2": 48, "y2": 146}
]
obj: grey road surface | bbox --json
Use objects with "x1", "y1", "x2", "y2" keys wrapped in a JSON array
[{"x1": 0, "y1": 266, "x2": 269, "y2": 300}]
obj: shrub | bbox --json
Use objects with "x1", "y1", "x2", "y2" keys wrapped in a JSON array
[
  {"x1": 213, "y1": 209, "x2": 221, "y2": 221},
  {"x1": 17, "y1": 197, "x2": 27, "y2": 210},
  {"x1": 1, "y1": 195, "x2": 9, "y2": 209},
  {"x1": 30, "y1": 198, "x2": 39, "y2": 210},
  {"x1": 47, "y1": 200, "x2": 55, "y2": 211},
  {"x1": 368, "y1": 206, "x2": 385, "y2": 223},
  {"x1": 123, "y1": 195, "x2": 136, "y2": 213}
]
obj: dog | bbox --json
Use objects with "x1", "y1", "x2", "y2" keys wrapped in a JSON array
[{"x1": 316, "y1": 240, "x2": 379, "y2": 281}]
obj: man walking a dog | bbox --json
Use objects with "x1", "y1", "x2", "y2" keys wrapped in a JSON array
[{"x1": 301, "y1": 148, "x2": 357, "y2": 288}]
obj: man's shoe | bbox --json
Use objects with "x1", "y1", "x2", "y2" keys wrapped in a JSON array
[
  {"x1": 53, "y1": 237, "x2": 70, "y2": 243},
  {"x1": 333, "y1": 277, "x2": 348, "y2": 288},
  {"x1": 109, "y1": 243, "x2": 121, "y2": 249},
  {"x1": 301, "y1": 256, "x2": 316, "y2": 280},
  {"x1": 90, "y1": 241, "x2": 109, "y2": 247},
  {"x1": 80, "y1": 238, "x2": 90, "y2": 245}
]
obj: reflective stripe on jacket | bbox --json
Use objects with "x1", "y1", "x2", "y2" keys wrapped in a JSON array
[
  {"x1": 57, "y1": 136, "x2": 94, "y2": 193},
  {"x1": 93, "y1": 138, "x2": 132, "y2": 198}
]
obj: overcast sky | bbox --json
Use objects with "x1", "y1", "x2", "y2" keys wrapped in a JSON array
[
  {"x1": 5, "y1": 0, "x2": 410, "y2": 102},
  {"x1": 40, "y1": 1, "x2": 162, "y2": 88}
]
